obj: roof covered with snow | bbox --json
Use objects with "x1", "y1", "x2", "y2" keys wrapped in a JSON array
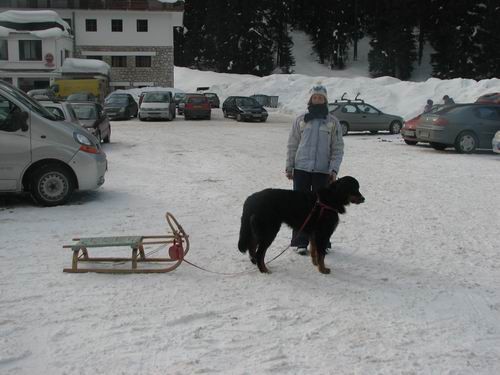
[
  {"x1": 0, "y1": 10, "x2": 71, "y2": 38},
  {"x1": 60, "y1": 58, "x2": 110, "y2": 76}
]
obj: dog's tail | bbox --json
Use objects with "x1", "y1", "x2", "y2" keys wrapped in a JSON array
[{"x1": 237, "y1": 208, "x2": 253, "y2": 253}]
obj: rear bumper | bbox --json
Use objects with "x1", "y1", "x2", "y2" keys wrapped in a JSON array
[
  {"x1": 69, "y1": 150, "x2": 107, "y2": 190},
  {"x1": 139, "y1": 110, "x2": 170, "y2": 119},
  {"x1": 184, "y1": 110, "x2": 210, "y2": 118},
  {"x1": 401, "y1": 128, "x2": 417, "y2": 141},
  {"x1": 416, "y1": 126, "x2": 448, "y2": 143}
]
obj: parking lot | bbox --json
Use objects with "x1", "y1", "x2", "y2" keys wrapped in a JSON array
[{"x1": 1, "y1": 109, "x2": 500, "y2": 374}]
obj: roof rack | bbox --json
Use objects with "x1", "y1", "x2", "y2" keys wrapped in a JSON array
[{"x1": 333, "y1": 92, "x2": 364, "y2": 104}]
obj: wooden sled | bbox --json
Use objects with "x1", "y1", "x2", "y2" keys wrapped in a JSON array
[{"x1": 63, "y1": 212, "x2": 189, "y2": 274}]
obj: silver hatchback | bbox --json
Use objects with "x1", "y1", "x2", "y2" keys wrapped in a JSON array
[{"x1": 0, "y1": 81, "x2": 107, "y2": 206}]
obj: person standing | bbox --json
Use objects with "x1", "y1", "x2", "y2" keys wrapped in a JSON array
[
  {"x1": 442, "y1": 95, "x2": 455, "y2": 106},
  {"x1": 424, "y1": 99, "x2": 434, "y2": 113},
  {"x1": 285, "y1": 85, "x2": 344, "y2": 255}
]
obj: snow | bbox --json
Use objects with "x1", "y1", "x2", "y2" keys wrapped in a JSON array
[
  {"x1": 0, "y1": 10, "x2": 71, "y2": 37},
  {"x1": 172, "y1": 67, "x2": 500, "y2": 121},
  {"x1": 60, "y1": 58, "x2": 111, "y2": 76},
  {"x1": 1, "y1": 106, "x2": 499, "y2": 374},
  {"x1": 2, "y1": 31, "x2": 500, "y2": 373}
]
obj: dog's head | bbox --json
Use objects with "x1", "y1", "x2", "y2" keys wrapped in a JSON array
[{"x1": 327, "y1": 176, "x2": 365, "y2": 207}]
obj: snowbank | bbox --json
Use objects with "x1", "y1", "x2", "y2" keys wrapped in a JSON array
[{"x1": 172, "y1": 67, "x2": 500, "y2": 120}]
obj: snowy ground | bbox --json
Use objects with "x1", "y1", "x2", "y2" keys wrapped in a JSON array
[{"x1": 1, "y1": 109, "x2": 499, "y2": 374}]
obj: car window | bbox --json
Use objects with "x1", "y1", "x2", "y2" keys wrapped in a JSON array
[
  {"x1": 328, "y1": 104, "x2": 340, "y2": 112},
  {"x1": 357, "y1": 104, "x2": 379, "y2": 114},
  {"x1": 473, "y1": 106, "x2": 500, "y2": 121},
  {"x1": 235, "y1": 97, "x2": 259, "y2": 107},
  {"x1": 188, "y1": 96, "x2": 207, "y2": 104},
  {"x1": 106, "y1": 95, "x2": 128, "y2": 104},
  {"x1": 205, "y1": 93, "x2": 217, "y2": 98},
  {"x1": 72, "y1": 104, "x2": 97, "y2": 120},
  {"x1": 45, "y1": 106, "x2": 65, "y2": 119},
  {"x1": 0, "y1": 83, "x2": 57, "y2": 120},
  {"x1": 341, "y1": 104, "x2": 357, "y2": 113},
  {"x1": 0, "y1": 94, "x2": 29, "y2": 132},
  {"x1": 143, "y1": 92, "x2": 171, "y2": 103}
]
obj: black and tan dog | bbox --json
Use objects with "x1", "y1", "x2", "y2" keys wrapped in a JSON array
[{"x1": 237, "y1": 176, "x2": 364, "y2": 274}]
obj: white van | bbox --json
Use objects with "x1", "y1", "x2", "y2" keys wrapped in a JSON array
[
  {"x1": 138, "y1": 91, "x2": 176, "y2": 121},
  {"x1": 0, "y1": 81, "x2": 107, "y2": 206}
]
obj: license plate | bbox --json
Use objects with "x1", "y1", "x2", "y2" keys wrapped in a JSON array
[
  {"x1": 253, "y1": 114, "x2": 261, "y2": 117},
  {"x1": 419, "y1": 131, "x2": 429, "y2": 138},
  {"x1": 192, "y1": 105, "x2": 203, "y2": 109},
  {"x1": 404, "y1": 130, "x2": 415, "y2": 137}
]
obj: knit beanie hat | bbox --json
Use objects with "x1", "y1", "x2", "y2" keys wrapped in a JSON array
[{"x1": 310, "y1": 85, "x2": 328, "y2": 102}]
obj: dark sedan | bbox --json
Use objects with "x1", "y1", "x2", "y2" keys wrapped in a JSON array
[
  {"x1": 222, "y1": 96, "x2": 268, "y2": 122},
  {"x1": 416, "y1": 103, "x2": 500, "y2": 153},
  {"x1": 72, "y1": 102, "x2": 111, "y2": 143},
  {"x1": 104, "y1": 93, "x2": 138, "y2": 120}
]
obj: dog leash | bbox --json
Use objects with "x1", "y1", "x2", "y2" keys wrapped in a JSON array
[{"x1": 180, "y1": 198, "x2": 337, "y2": 276}]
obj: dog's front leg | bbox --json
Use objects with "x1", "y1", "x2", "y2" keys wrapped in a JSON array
[
  {"x1": 309, "y1": 237, "x2": 318, "y2": 266},
  {"x1": 316, "y1": 249, "x2": 330, "y2": 274}
]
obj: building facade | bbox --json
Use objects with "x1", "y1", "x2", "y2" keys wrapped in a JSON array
[{"x1": 0, "y1": 1, "x2": 184, "y2": 90}]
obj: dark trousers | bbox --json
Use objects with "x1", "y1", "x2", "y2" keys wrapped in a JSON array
[{"x1": 291, "y1": 169, "x2": 331, "y2": 248}]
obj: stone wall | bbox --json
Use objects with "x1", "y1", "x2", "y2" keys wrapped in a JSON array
[{"x1": 75, "y1": 45, "x2": 174, "y2": 87}]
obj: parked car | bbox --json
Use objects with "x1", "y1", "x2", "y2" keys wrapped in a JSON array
[
  {"x1": 0, "y1": 80, "x2": 106, "y2": 206},
  {"x1": 204, "y1": 92, "x2": 220, "y2": 108},
  {"x1": 401, "y1": 105, "x2": 443, "y2": 145},
  {"x1": 328, "y1": 95, "x2": 403, "y2": 135},
  {"x1": 27, "y1": 88, "x2": 57, "y2": 101},
  {"x1": 174, "y1": 92, "x2": 186, "y2": 108},
  {"x1": 476, "y1": 92, "x2": 500, "y2": 105},
  {"x1": 492, "y1": 130, "x2": 500, "y2": 154},
  {"x1": 182, "y1": 94, "x2": 211, "y2": 120},
  {"x1": 67, "y1": 91, "x2": 98, "y2": 103},
  {"x1": 71, "y1": 102, "x2": 111, "y2": 144},
  {"x1": 103, "y1": 93, "x2": 138, "y2": 120},
  {"x1": 222, "y1": 96, "x2": 268, "y2": 122},
  {"x1": 40, "y1": 100, "x2": 82, "y2": 126},
  {"x1": 416, "y1": 103, "x2": 500, "y2": 153},
  {"x1": 138, "y1": 91, "x2": 176, "y2": 121}
]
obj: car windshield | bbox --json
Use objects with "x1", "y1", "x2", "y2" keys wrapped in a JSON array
[
  {"x1": 72, "y1": 104, "x2": 97, "y2": 120},
  {"x1": 174, "y1": 93, "x2": 185, "y2": 99},
  {"x1": 0, "y1": 82, "x2": 57, "y2": 121},
  {"x1": 106, "y1": 96, "x2": 128, "y2": 104},
  {"x1": 143, "y1": 92, "x2": 170, "y2": 103},
  {"x1": 235, "y1": 97, "x2": 259, "y2": 107},
  {"x1": 205, "y1": 93, "x2": 217, "y2": 98}
]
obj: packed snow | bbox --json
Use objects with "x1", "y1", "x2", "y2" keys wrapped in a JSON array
[{"x1": 1, "y1": 64, "x2": 500, "y2": 373}]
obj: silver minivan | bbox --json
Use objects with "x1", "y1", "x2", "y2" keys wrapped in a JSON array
[{"x1": 0, "y1": 81, "x2": 107, "y2": 206}]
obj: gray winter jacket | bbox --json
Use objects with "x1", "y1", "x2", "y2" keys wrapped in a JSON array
[{"x1": 286, "y1": 113, "x2": 344, "y2": 174}]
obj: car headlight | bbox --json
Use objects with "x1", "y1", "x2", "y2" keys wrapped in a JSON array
[
  {"x1": 119, "y1": 108, "x2": 126, "y2": 113},
  {"x1": 74, "y1": 132, "x2": 93, "y2": 146}
]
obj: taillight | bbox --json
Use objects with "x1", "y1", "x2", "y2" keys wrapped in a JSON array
[
  {"x1": 79, "y1": 145, "x2": 100, "y2": 154},
  {"x1": 433, "y1": 117, "x2": 449, "y2": 126}
]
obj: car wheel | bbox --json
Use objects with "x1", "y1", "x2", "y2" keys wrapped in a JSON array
[
  {"x1": 454, "y1": 131, "x2": 478, "y2": 153},
  {"x1": 404, "y1": 140, "x2": 418, "y2": 145},
  {"x1": 340, "y1": 121, "x2": 349, "y2": 136},
  {"x1": 389, "y1": 121, "x2": 402, "y2": 134},
  {"x1": 223, "y1": 110, "x2": 228, "y2": 118},
  {"x1": 260, "y1": 118, "x2": 267, "y2": 122},
  {"x1": 236, "y1": 113, "x2": 243, "y2": 122},
  {"x1": 430, "y1": 142, "x2": 447, "y2": 151},
  {"x1": 31, "y1": 164, "x2": 74, "y2": 206}
]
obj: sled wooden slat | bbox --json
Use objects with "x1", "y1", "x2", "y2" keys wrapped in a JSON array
[{"x1": 63, "y1": 212, "x2": 189, "y2": 274}]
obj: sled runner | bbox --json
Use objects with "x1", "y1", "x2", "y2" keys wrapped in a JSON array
[{"x1": 63, "y1": 212, "x2": 189, "y2": 274}]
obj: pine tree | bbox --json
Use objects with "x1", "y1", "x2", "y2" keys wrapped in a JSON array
[{"x1": 367, "y1": 0, "x2": 417, "y2": 80}]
